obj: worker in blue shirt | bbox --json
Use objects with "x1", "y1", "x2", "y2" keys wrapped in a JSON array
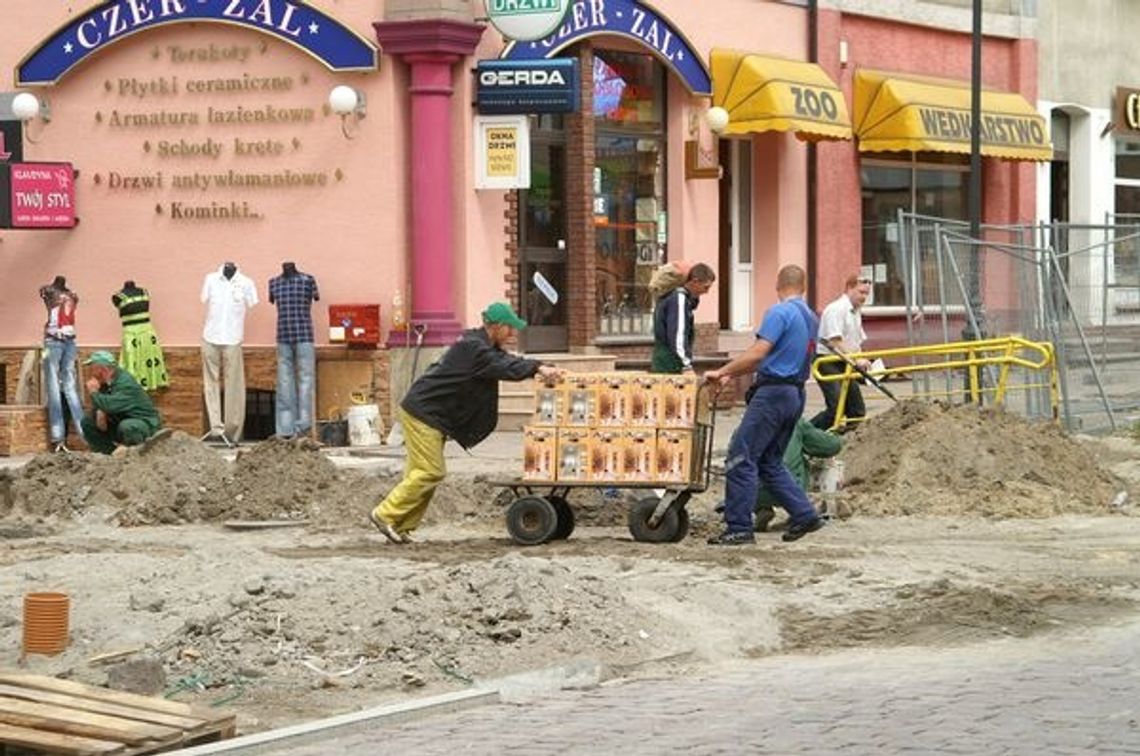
[{"x1": 704, "y1": 265, "x2": 824, "y2": 545}]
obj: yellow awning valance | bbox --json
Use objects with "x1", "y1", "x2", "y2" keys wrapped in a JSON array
[
  {"x1": 854, "y1": 69, "x2": 1052, "y2": 161},
  {"x1": 710, "y1": 49, "x2": 852, "y2": 141}
]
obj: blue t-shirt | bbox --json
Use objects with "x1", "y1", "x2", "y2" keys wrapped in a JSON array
[{"x1": 755, "y1": 297, "x2": 818, "y2": 381}]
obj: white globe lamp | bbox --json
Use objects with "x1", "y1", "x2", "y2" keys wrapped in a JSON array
[
  {"x1": 12, "y1": 92, "x2": 41, "y2": 122},
  {"x1": 706, "y1": 106, "x2": 730, "y2": 134},
  {"x1": 328, "y1": 85, "x2": 359, "y2": 116}
]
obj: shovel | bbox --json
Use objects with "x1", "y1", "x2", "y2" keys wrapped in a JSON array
[{"x1": 820, "y1": 341, "x2": 898, "y2": 403}]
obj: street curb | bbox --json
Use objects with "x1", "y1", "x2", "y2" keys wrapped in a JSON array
[{"x1": 176, "y1": 688, "x2": 499, "y2": 754}]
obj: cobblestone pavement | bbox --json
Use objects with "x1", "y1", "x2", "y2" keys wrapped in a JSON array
[{"x1": 244, "y1": 619, "x2": 1140, "y2": 756}]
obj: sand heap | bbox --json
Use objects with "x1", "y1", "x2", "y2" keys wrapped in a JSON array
[
  {"x1": 0, "y1": 432, "x2": 506, "y2": 529},
  {"x1": 840, "y1": 401, "x2": 1124, "y2": 517}
]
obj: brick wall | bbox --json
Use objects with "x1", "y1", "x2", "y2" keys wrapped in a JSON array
[
  {"x1": 566, "y1": 43, "x2": 597, "y2": 350},
  {"x1": 0, "y1": 346, "x2": 391, "y2": 448}
]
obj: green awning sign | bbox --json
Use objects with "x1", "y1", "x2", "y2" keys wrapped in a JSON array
[{"x1": 488, "y1": 0, "x2": 571, "y2": 41}]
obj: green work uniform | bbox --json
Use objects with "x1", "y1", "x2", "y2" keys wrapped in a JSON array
[
  {"x1": 81, "y1": 367, "x2": 162, "y2": 454},
  {"x1": 755, "y1": 418, "x2": 842, "y2": 515}
]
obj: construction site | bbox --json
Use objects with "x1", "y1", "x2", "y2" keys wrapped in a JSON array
[{"x1": 3, "y1": 214, "x2": 1140, "y2": 753}]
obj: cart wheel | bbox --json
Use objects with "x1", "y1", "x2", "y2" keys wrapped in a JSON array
[
  {"x1": 548, "y1": 496, "x2": 575, "y2": 540},
  {"x1": 506, "y1": 496, "x2": 558, "y2": 546},
  {"x1": 628, "y1": 497, "x2": 683, "y2": 543},
  {"x1": 670, "y1": 506, "x2": 690, "y2": 543}
]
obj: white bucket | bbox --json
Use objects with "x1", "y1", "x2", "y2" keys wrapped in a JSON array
[
  {"x1": 347, "y1": 405, "x2": 383, "y2": 447},
  {"x1": 818, "y1": 458, "x2": 846, "y2": 494}
]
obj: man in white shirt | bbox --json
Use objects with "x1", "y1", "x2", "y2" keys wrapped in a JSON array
[
  {"x1": 201, "y1": 262, "x2": 258, "y2": 443},
  {"x1": 811, "y1": 274, "x2": 871, "y2": 431}
]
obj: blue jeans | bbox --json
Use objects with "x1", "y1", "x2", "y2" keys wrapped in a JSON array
[
  {"x1": 43, "y1": 338, "x2": 84, "y2": 444},
  {"x1": 276, "y1": 342, "x2": 315, "y2": 437},
  {"x1": 722, "y1": 383, "x2": 817, "y2": 533}
]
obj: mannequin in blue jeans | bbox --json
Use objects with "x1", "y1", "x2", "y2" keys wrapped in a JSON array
[
  {"x1": 40, "y1": 276, "x2": 84, "y2": 451},
  {"x1": 268, "y1": 262, "x2": 319, "y2": 438}
]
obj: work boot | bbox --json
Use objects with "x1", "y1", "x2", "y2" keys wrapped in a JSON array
[
  {"x1": 707, "y1": 530, "x2": 755, "y2": 546},
  {"x1": 754, "y1": 508, "x2": 776, "y2": 533},
  {"x1": 368, "y1": 510, "x2": 403, "y2": 545},
  {"x1": 782, "y1": 517, "x2": 824, "y2": 542}
]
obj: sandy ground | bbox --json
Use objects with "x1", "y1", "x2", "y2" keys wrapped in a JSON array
[{"x1": 1, "y1": 405, "x2": 1139, "y2": 735}]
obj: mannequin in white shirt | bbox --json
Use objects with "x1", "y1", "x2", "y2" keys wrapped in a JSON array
[{"x1": 200, "y1": 262, "x2": 258, "y2": 444}]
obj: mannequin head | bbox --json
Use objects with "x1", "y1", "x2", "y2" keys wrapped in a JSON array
[
  {"x1": 282, "y1": 261, "x2": 297, "y2": 276},
  {"x1": 123, "y1": 280, "x2": 137, "y2": 291},
  {"x1": 222, "y1": 262, "x2": 237, "y2": 280},
  {"x1": 51, "y1": 275, "x2": 66, "y2": 289}
]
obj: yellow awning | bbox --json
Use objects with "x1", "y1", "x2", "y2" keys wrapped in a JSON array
[
  {"x1": 854, "y1": 69, "x2": 1052, "y2": 161},
  {"x1": 710, "y1": 49, "x2": 852, "y2": 141}
]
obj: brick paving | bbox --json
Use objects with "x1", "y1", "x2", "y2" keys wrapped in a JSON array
[{"x1": 245, "y1": 620, "x2": 1140, "y2": 755}]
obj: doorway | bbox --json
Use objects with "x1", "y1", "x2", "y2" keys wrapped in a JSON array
[
  {"x1": 718, "y1": 139, "x2": 754, "y2": 331},
  {"x1": 519, "y1": 114, "x2": 569, "y2": 352}
]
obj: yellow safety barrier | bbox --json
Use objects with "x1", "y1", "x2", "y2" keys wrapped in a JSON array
[{"x1": 811, "y1": 335, "x2": 1060, "y2": 431}]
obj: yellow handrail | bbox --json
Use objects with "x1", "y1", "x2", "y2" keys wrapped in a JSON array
[{"x1": 811, "y1": 335, "x2": 1059, "y2": 431}]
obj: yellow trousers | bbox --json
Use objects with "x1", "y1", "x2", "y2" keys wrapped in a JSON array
[{"x1": 372, "y1": 408, "x2": 446, "y2": 535}]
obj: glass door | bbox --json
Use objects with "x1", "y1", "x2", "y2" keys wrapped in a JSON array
[{"x1": 519, "y1": 114, "x2": 568, "y2": 352}]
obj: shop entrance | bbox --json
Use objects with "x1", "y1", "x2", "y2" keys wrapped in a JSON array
[
  {"x1": 718, "y1": 139, "x2": 754, "y2": 331},
  {"x1": 519, "y1": 114, "x2": 569, "y2": 353}
]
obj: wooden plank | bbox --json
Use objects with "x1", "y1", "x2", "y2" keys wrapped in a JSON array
[
  {"x1": 0, "y1": 674, "x2": 212, "y2": 721},
  {"x1": 0, "y1": 697, "x2": 181, "y2": 746},
  {"x1": 0, "y1": 721, "x2": 125, "y2": 755},
  {"x1": 0, "y1": 685, "x2": 202, "y2": 731}
]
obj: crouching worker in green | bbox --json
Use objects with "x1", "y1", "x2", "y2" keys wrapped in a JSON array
[
  {"x1": 80, "y1": 351, "x2": 162, "y2": 455},
  {"x1": 754, "y1": 418, "x2": 842, "y2": 531}
]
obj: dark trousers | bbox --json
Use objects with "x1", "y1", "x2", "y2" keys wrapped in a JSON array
[
  {"x1": 723, "y1": 384, "x2": 816, "y2": 533},
  {"x1": 81, "y1": 415, "x2": 152, "y2": 454},
  {"x1": 811, "y1": 360, "x2": 865, "y2": 430}
]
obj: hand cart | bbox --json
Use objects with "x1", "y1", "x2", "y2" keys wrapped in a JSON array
[{"x1": 491, "y1": 384, "x2": 720, "y2": 545}]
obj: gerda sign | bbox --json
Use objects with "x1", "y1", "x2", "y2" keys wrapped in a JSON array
[{"x1": 17, "y1": 0, "x2": 378, "y2": 86}]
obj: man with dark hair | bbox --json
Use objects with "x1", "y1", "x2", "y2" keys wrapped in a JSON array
[
  {"x1": 368, "y1": 302, "x2": 563, "y2": 544},
  {"x1": 705, "y1": 265, "x2": 824, "y2": 545},
  {"x1": 812, "y1": 274, "x2": 872, "y2": 430},
  {"x1": 651, "y1": 262, "x2": 716, "y2": 374},
  {"x1": 80, "y1": 351, "x2": 163, "y2": 455}
]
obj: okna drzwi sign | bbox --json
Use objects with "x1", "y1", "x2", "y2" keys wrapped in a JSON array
[
  {"x1": 487, "y1": 0, "x2": 572, "y2": 42},
  {"x1": 0, "y1": 163, "x2": 78, "y2": 229}
]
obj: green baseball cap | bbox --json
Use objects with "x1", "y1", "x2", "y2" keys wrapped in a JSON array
[
  {"x1": 482, "y1": 302, "x2": 527, "y2": 330},
  {"x1": 83, "y1": 350, "x2": 117, "y2": 367}
]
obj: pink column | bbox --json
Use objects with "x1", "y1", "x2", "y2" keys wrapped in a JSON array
[{"x1": 375, "y1": 20, "x2": 485, "y2": 347}]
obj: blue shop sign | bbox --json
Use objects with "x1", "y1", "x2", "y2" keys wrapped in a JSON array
[
  {"x1": 501, "y1": 0, "x2": 710, "y2": 95},
  {"x1": 17, "y1": 0, "x2": 378, "y2": 87},
  {"x1": 476, "y1": 59, "x2": 579, "y2": 115}
]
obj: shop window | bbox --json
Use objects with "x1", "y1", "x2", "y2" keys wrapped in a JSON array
[
  {"x1": 1113, "y1": 140, "x2": 1140, "y2": 299},
  {"x1": 593, "y1": 50, "x2": 667, "y2": 337},
  {"x1": 861, "y1": 155, "x2": 969, "y2": 307}
]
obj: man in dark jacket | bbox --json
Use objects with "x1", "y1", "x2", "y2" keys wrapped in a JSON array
[
  {"x1": 369, "y1": 302, "x2": 562, "y2": 544},
  {"x1": 80, "y1": 351, "x2": 163, "y2": 455},
  {"x1": 651, "y1": 263, "x2": 715, "y2": 374}
]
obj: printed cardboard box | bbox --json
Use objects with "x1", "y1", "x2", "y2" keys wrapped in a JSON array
[
  {"x1": 522, "y1": 426, "x2": 557, "y2": 482},
  {"x1": 621, "y1": 429, "x2": 657, "y2": 482},
  {"x1": 655, "y1": 430, "x2": 694, "y2": 484},
  {"x1": 626, "y1": 374, "x2": 660, "y2": 427},
  {"x1": 658, "y1": 374, "x2": 701, "y2": 428},
  {"x1": 561, "y1": 375, "x2": 598, "y2": 427},
  {"x1": 557, "y1": 428, "x2": 592, "y2": 481},
  {"x1": 595, "y1": 374, "x2": 628, "y2": 426},
  {"x1": 532, "y1": 387, "x2": 562, "y2": 427},
  {"x1": 588, "y1": 428, "x2": 624, "y2": 482}
]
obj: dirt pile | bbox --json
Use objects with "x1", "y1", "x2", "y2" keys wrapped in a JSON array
[
  {"x1": 0, "y1": 433, "x2": 515, "y2": 530},
  {"x1": 1, "y1": 432, "x2": 230, "y2": 526},
  {"x1": 840, "y1": 401, "x2": 1123, "y2": 517}
]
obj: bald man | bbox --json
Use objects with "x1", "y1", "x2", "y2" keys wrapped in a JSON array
[{"x1": 704, "y1": 265, "x2": 825, "y2": 545}]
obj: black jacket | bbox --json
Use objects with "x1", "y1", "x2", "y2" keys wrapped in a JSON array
[
  {"x1": 401, "y1": 328, "x2": 541, "y2": 449},
  {"x1": 653, "y1": 286, "x2": 698, "y2": 369}
]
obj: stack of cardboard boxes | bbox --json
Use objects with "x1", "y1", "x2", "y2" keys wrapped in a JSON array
[{"x1": 522, "y1": 373, "x2": 708, "y2": 485}]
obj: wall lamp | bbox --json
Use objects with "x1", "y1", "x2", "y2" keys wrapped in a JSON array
[
  {"x1": 12, "y1": 92, "x2": 51, "y2": 144},
  {"x1": 328, "y1": 85, "x2": 366, "y2": 140},
  {"x1": 706, "y1": 106, "x2": 730, "y2": 134}
]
